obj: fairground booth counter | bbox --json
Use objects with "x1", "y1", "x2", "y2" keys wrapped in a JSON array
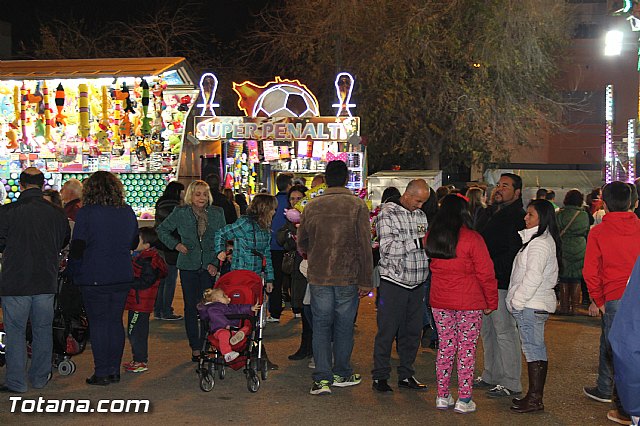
[
  {"x1": 179, "y1": 72, "x2": 366, "y2": 197},
  {"x1": 0, "y1": 57, "x2": 198, "y2": 217}
]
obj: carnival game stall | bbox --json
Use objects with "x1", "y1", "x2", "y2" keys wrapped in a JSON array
[
  {"x1": 181, "y1": 72, "x2": 365, "y2": 197},
  {"x1": 0, "y1": 57, "x2": 198, "y2": 214}
]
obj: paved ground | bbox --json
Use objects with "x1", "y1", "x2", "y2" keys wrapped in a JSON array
[{"x1": 0, "y1": 286, "x2": 615, "y2": 425}]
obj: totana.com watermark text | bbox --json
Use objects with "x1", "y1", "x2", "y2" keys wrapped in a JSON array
[{"x1": 9, "y1": 396, "x2": 150, "y2": 413}]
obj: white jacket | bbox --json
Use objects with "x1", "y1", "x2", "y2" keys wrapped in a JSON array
[{"x1": 506, "y1": 226, "x2": 558, "y2": 313}]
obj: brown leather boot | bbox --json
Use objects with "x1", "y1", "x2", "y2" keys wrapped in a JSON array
[
  {"x1": 511, "y1": 360, "x2": 547, "y2": 413},
  {"x1": 557, "y1": 284, "x2": 570, "y2": 315},
  {"x1": 570, "y1": 282, "x2": 582, "y2": 315}
]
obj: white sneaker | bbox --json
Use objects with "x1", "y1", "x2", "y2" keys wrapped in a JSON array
[
  {"x1": 436, "y1": 395, "x2": 455, "y2": 410},
  {"x1": 308, "y1": 357, "x2": 315, "y2": 369},
  {"x1": 266, "y1": 316, "x2": 280, "y2": 323},
  {"x1": 293, "y1": 313, "x2": 302, "y2": 319},
  {"x1": 224, "y1": 351, "x2": 240, "y2": 362},
  {"x1": 454, "y1": 399, "x2": 476, "y2": 414}
]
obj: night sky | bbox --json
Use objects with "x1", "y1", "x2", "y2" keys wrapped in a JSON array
[{"x1": 0, "y1": 0, "x2": 271, "y2": 54}]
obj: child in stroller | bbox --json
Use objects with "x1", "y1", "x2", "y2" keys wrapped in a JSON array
[
  {"x1": 198, "y1": 288, "x2": 260, "y2": 363},
  {"x1": 195, "y1": 269, "x2": 268, "y2": 392}
]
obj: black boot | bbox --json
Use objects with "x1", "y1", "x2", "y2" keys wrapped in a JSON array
[
  {"x1": 511, "y1": 360, "x2": 547, "y2": 413},
  {"x1": 288, "y1": 339, "x2": 312, "y2": 360}
]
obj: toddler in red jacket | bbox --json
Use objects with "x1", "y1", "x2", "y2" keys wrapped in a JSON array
[{"x1": 123, "y1": 227, "x2": 168, "y2": 373}]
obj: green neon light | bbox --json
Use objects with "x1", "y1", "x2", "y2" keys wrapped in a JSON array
[{"x1": 624, "y1": 0, "x2": 633, "y2": 13}]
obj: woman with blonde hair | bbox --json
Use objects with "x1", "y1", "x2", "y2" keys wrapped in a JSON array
[
  {"x1": 157, "y1": 180, "x2": 226, "y2": 361},
  {"x1": 69, "y1": 171, "x2": 139, "y2": 385}
]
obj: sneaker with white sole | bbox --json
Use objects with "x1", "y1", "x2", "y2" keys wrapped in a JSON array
[
  {"x1": 454, "y1": 399, "x2": 477, "y2": 414},
  {"x1": 224, "y1": 351, "x2": 240, "y2": 363},
  {"x1": 436, "y1": 395, "x2": 455, "y2": 410},
  {"x1": 266, "y1": 316, "x2": 280, "y2": 323},
  {"x1": 229, "y1": 330, "x2": 245, "y2": 346},
  {"x1": 487, "y1": 384, "x2": 521, "y2": 398},
  {"x1": 332, "y1": 373, "x2": 361, "y2": 387},
  {"x1": 308, "y1": 357, "x2": 315, "y2": 369},
  {"x1": 583, "y1": 386, "x2": 612, "y2": 403},
  {"x1": 310, "y1": 380, "x2": 332, "y2": 395}
]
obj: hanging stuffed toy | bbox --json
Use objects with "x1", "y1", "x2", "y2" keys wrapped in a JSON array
[
  {"x1": 140, "y1": 79, "x2": 152, "y2": 135},
  {"x1": 54, "y1": 83, "x2": 67, "y2": 126},
  {"x1": 42, "y1": 82, "x2": 52, "y2": 142}
]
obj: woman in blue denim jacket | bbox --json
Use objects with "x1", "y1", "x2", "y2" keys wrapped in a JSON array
[
  {"x1": 157, "y1": 180, "x2": 225, "y2": 361},
  {"x1": 506, "y1": 199, "x2": 561, "y2": 414}
]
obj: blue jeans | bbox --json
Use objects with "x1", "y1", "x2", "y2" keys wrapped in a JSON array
[
  {"x1": 154, "y1": 264, "x2": 178, "y2": 318},
  {"x1": 2, "y1": 294, "x2": 55, "y2": 392},
  {"x1": 511, "y1": 308, "x2": 549, "y2": 362},
  {"x1": 310, "y1": 284, "x2": 359, "y2": 382},
  {"x1": 180, "y1": 269, "x2": 214, "y2": 350},
  {"x1": 597, "y1": 299, "x2": 619, "y2": 396}
]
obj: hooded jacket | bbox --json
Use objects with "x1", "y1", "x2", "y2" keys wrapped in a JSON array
[
  {"x1": 125, "y1": 248, "x2": 168, "y2": 313},
  {"x1": 583, "y1": 211, "x2": 640, "y2": 307},
  {"x1": 481, "y1": 198, "x2": 526, "y2": 290},
  {"x1": 376, "y1": 198, "x2": 429, "y2": 288},
  {"x1": 506, "y1": 226, "x2": 559, "y2": 313}
]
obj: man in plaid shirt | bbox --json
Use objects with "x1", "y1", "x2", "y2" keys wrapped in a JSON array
[{"x1": 372, "y1": 179, "x2": 431, "y2": 393}]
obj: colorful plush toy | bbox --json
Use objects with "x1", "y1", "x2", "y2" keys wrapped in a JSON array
[
  {"x1": 140, "y1": 79, "x2": 152, "y2": 135},
  {"x1": 54, "y1": 83, "x2": 66, "y2": 126},
  {"x1": 285, "y1": 208, "x2": 301, "y2": 224},
  {"x1": 168, "y1": 134, "x2": 181, "y2": 155},
  {"x1": 42, "y1": 82, "x2": 52, "y2": 142},
  {"x1": 78, "y1": 84, "x2": 90, "y2": 139},
  {"x1": 294, "y1": 183, "x2": 327, "y2": 212}
]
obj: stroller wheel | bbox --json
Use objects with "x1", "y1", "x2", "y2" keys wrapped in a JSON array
[
  {"x1": 58, "y1": 360, "x2": 75, "y2": 376},
  {"x1": 199, "y1": 372, "x2": 215, "y2": 392},
  {"x1": 219, "y1": 366, "x2": 225, "y2": 380},
  {"x1": 247, "y1": 374, "x2": 260, "y2": 393}
]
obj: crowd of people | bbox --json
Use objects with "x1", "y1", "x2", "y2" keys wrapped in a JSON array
[{"x1": 1, "y1": 165, "x2": 640, "y2": 425}]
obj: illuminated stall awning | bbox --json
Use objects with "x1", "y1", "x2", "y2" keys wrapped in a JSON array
[{"x1": 0, "y1": 57, "x2": 195, "y2": 85}]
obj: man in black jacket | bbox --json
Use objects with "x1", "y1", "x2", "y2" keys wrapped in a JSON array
[
  {"x1": 205, "y1": 173, "x2": 237, "y2": 224},
  {"x1": 476, "y1": 173, "x2": 525, "y2": 398},
  {"x1": 0, "y1": 168, "x2": 70, "y2": 393}
]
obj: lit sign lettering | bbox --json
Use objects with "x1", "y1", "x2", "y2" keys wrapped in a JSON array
[{"x1": 194, "y1": 116, "x2": 360, "y2": 142}]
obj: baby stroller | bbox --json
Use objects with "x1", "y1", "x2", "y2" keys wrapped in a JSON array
[
  {"x1": 0, "y1": 273, "x2": 88, "y2": 375},
  {"x1": 50, "y1": 272, "x2": 89, "y2": 376},
  {"x1": 196, "y1": 269, "x2": 268, "y2": 393}
]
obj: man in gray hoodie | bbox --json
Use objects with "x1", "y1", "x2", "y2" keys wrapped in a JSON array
[{"x1": 372, "y1": 179, "x2": 430, "y2": 393}]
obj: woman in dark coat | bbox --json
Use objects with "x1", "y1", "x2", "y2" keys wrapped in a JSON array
[
  {"x1": 153, "y1": 181, "x2": 185, "y2": 320},
  {"x1": 556, "y1": 189, "x2": 589, "y2": 315},
  {"x1": 69, "y1": 171, "x2": 139, "y2": 386}
]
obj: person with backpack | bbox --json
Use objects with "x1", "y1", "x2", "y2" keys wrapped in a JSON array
[{"x1": 123, "y1": 227, "x2": 168, "y2": 373}]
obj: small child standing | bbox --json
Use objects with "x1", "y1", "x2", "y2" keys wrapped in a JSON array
[
  {"x1": 123, "y1": 227, "x2": 168, "y2": 373},
  {"x1": 198, "y1": 288, "x2": 260, "y2": 362}
]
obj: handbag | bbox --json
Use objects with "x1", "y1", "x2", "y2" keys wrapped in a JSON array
[{"x1": 282, "y1": 251, "x2": 296, "y2": 275}]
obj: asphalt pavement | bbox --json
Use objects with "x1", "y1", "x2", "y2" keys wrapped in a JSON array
[{"x1": 0, "y1": 288, "x2": 615, "y2": 425}]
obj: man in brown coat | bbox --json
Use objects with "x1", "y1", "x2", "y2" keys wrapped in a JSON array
[{"x1": 298, "y1": 160, "x2": 373, "y2": 395}]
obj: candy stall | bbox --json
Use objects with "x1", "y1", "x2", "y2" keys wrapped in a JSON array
[
  {"x1": 0, "y1": 57, "x2": 198, "y2": 214},
  {"x1": 183, "y1": 72, "x2": 366, "y2": 197}
]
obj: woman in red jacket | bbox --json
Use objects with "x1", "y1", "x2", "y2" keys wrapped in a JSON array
[{"x1": 426, "y1": 194, "x2": 498, "y2": 414}]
